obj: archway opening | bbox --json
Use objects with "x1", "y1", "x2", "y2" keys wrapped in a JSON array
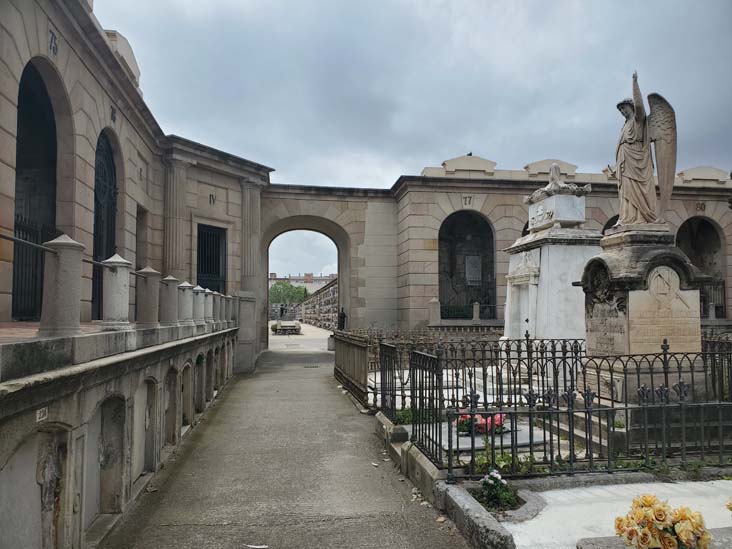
[
  {"x1": 12, "y1": 62, "x2": 60, "y2": 320},
  {"x1": 205, "y1": 351, "x2": 214, "y2": 402},
  {"x1": 164, "y1": 369, "x2": 178, "y2": 446},
  {"x1": 194, "y1": 355, "x2": 205, "y2": 413},
  {"x1": 676, "y1": 217, "x2": 726, "y2": 319},
  {"x1": 267, "y1": 230, "x2": 339, "y2": 347},
  {"x1": 132, "y1": 379, "x2": 157, "y2": 482},
  {"x1": 438, "y1": 211, "x2": 496, "y2": 319},
  {"x1": 91, "y1": 130, "x2": 119, "y2": 320},
  {"x1": 181, "y1": 365, "x2": 193, "y2": 429}
]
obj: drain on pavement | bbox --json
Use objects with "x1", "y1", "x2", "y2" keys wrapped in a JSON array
[{"x1": 303, "y1": 364, "x2": 320, "y2": 368}]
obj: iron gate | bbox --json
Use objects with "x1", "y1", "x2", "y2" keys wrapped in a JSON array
[
  {"x1": 91, "y1": 132, "x2": 118, "y2": 320},
  {"x1": 197, "y1": 224, "x2": 226, "y2": 292},
  {"x1": 12, "y1": 216, "x2": 59, "y2": 320}
]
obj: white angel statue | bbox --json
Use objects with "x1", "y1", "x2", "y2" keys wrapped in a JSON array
[{"x1": 607, "y1": 71, "x2": 677, "y2": 226}]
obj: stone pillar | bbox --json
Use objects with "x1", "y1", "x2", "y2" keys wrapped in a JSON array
[
  {"x1": 225, "y1": 295, "x2": 233, "y2": 323},
  {"x1": 163, "y1": 159, "x2": 189, "y2": 280},
  {"x1": 428, "y1": 297, "x2": 440, "y2": 327},
  {"x1": 135, "y1": 266, "x2": 161, "y2": 329},
  {"x1": 212, "y1": 292, "x2": 221, "y2": 324},
  {"x1": 472, "y1": 301, "x2": 480, "y2": 322},
  {"x1": 240, "y1": 184, "x2": 261, "y2": 293},
  {"x1": 177, "y1": 281, "x2": 195, "y2": 326},
  {"x1": 236, "y1": 291, "x2": 257, "y2": 373},
  {"x1": 38, "y1": 235, "x2": 85, "y2": 337},
  {"x1": 192, "y1": 285, "x2": 205, "y2": 325},
  {"x1": 159, "y1": 275, "x2": 180, "y2": 326},
  {"x1": 204, "y1": 289, "x2": 214, "y2": 323},
  {"x1": 101, "y1": 254, "x2": 133, "y2": 331}
]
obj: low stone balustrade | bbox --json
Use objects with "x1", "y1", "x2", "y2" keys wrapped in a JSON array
[{"x1": 0, "y1": 232, "x2": 247, "y2": 384}]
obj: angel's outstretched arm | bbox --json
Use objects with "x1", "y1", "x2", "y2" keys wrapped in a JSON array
[{"x1": 633, "y1": 72, "x2": 646, "y2": 122}]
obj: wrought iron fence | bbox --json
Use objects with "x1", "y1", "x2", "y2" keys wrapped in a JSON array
[
  {"x1": 379, "y1": 342, "x2": 399, "y2": 422},
  {"x1": 397, "y1": 335, "x2": 732, "y2": 473},
  {"x1": 410, "y1": 349, "x2": 444, "y2": 467},
  {"x1": 447, "y1": 391, "x2": 732, "y2": 481}
]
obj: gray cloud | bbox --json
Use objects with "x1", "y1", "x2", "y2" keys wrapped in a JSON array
[{"x1": 94, "y1": 0, "x2": 732, "y2": 272}]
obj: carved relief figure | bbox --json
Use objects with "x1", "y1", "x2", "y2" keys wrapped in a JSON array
[{"x1": 608, "y1": 72, "x2": 677, "y2": 226}]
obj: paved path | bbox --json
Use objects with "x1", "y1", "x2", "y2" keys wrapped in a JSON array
[
  {"x1": 506, "y1": 479, "x2": 732, "y2": 548},
  {"x1": 103, "y1": 325, "x2": 468, "y2": 548}
]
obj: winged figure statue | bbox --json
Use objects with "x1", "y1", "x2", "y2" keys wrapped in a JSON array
[{"x1": 607, "y1": 72, "x2": 677, "y2": 226}]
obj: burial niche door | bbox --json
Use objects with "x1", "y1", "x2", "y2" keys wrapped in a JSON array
[{"x1": 91, "y1": 133, "x2": 117, "y2": 320}]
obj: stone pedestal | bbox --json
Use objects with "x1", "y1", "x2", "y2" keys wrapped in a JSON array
[
  {"x1": 204, "y1": 289, "x2": 214, "y2": 324},
  {"x1": 192, "y1": 285, "x2": 205, "y2": 326},
  {"x1": 581, "y1": 229, "x2": 706, "y2": 356},
  {"x1": 177, "y1": 281, "x2": 195, "y2": 326},
  {"x1": 135, "y1": 266, "x2": 161, "y2": 329},
  {"x1": 101, "y1": 254, "x2": 133, "y2": 331},
  {"x1": 38, "y1": 235, "x2": 85, "y2": 337},
  {"x1": 504, "y1": 191, "x2": 601, "y2": 340},
  {"x1": 159, "y1": 275, "x2": 179, "y2": 327}
]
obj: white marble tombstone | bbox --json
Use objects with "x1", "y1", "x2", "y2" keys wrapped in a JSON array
[{"x1": 504, "y1": 164, "x2": 601, "y2": 340}]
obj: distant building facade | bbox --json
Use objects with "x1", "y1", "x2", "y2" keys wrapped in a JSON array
[{"x1": 268, "y1": 272, "x2": 337, "y2": 294}]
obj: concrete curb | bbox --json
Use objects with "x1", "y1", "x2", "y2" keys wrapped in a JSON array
[
  {"x1": 577, "y1": 527, "x2": 732, "y2": 548},
  {"x1": 436, "y1": 481, "x2": 516, "y2": 549}
]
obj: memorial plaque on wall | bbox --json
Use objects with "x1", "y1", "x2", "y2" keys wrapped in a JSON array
[
  {"x1": 627, "y1": 266, "x2": 701, "y2": 354},
  {"x1": 465, "y1": 255, "x2": 481, "y2": 286}
]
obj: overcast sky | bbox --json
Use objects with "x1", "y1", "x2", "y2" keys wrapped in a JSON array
[{"x1": 94, "y1": 0, "x2": 732, "y2": 275}]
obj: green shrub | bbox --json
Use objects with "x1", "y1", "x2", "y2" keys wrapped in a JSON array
[{"x1": 472, "y1": 470, "x2": 519, "y2": 512}]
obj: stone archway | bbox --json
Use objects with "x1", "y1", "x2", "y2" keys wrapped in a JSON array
[
  {"x1": 676, "y1": 216, "x2": 727, "y2": 318},
  {"x1": 438, "y1": 210, "x2": 496, "y2": 319},
  {"x1": 11, "y1": 57, "x2": 74, "y2": 320},
  {"x1": 260, "y1": 215, "x2": 351, "y2": 350},
  {"x1": 164, "y1": 369, "x2": 178, "y2": 445}
]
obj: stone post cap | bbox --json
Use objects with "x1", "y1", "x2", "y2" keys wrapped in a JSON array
[
  {"x1": 192, "y1": 285, "x2": 205, "y2": 293},
  {"x1": 43, "y1": 233, "x2": 85, "y2": 251},
  {"x1": 161, "y1": 275, "x2": 179, "y2": 285},
  {"x1": 136, "y1": 266, "x2": 161, "y2": 277},
  {"x1": 428, "y1": 297, "x2": 440, "y2": 303},
  {"x1": 101, "y1": 253, "x2": 133, "y2": 268},
  {"x1": 178, "y1": 281, "x2": 194, "y2": 289},
  {"x1": 204, "y1": 288, "x2": 213, "y2": 294}
]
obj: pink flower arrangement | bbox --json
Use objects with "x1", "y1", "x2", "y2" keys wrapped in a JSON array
[{"x1": 457, "y1": 413, "x2": 506, "y2": 435}]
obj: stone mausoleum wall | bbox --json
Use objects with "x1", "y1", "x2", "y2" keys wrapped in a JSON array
[{"x1": 301, "y1": 277, "x2": 338, "y2": 330}]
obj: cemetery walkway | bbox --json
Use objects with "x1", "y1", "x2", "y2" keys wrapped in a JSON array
[{"x1": 102, "y1": 326, "x2": 468, "y2": 548}]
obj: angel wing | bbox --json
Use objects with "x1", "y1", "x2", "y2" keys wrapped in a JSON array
[{"x1": 647, "y1": 93, "x2": 677, "y2": 215}]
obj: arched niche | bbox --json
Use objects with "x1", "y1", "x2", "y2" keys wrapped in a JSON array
[
  {"x1": 11, "y1": 57, "x2": 74, "y2": 320},
  {"x1": 676, "y1": 216, "x2": 727, "y2": 318},
  {"x1": 164, "y1": 369, "x2": 178, "y2": 446},
  {"x1": 438, "y1": 210, "x2": 496, "y2": 319},
  {"x1": 91, "y1": 128, "x2": 123, "y2": 320},
  {"x1": 194, "y1": 354, "x2": 205, "y2": 413}
]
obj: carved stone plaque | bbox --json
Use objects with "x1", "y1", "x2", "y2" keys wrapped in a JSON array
[{"x1": 628, "y1": 266, "x2": 701, "y2": 354}]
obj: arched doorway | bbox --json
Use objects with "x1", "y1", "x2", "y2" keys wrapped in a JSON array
[
  {"x1": 12, "y1": 61, "x2": 61, "y2": 319},
  {"x1": 181, "y1": 365, "x2": 193, "y2": 428},
  {"x1": 164, "y1": 369, "x2": 178, "y2": 446},
  {"x1": 261, "y1": 215, "x2": 351, "y2": 350},
  {"x1": 194, "y1": 355, "x2": 205, "y2": 413},
  {"x1": 676, "y1": 217, "x2": 726, "y2": 319},
  {"x1": 438, "y1": 211, "x2": 496, "y2": 319},
  {"x1": 91, "y1": 131, "x2": 119, "y2": 320},
  {"x1": 132, "y1": 379, "x2": 157, "y2": 481},
  {"x1": 0, "y1": 428, "x2": 69, "y2": 548},
  {"x1": 205, "y1": 351, "x2": 214, "y2": 403}
]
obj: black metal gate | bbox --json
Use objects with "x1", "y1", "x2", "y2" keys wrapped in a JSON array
[
  {"x1": 91, "y1": 133, "x2": 117, "y2": 320},
  {"x1": 197, "y1": 224, "x2": 226, "y2": 292},
  {"x1": 12, "y1": 216, "x2": 59, "y2": 320}
]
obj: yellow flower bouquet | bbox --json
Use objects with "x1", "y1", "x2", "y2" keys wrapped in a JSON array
[{"x1": 615, "y1": 494, "x2": 711, "y2": 548}]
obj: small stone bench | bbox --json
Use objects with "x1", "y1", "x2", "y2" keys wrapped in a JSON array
[{"x1": 577, "y1": 527, "x2": 732, "y2": 548}]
